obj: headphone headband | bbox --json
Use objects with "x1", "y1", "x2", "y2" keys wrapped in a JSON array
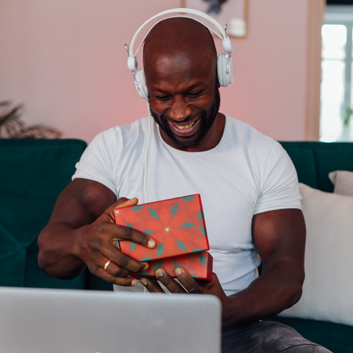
[
  {"x1": 126, "y1": 8, "x2": 233, "y2": 72},
  {"x1": 126, "y1": 8, "x2": 234, "y2": 99}
]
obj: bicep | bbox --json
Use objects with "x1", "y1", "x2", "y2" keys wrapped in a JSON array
[
  {"x1": 48, "y1": 178, "x2": 117, "y2": 227},
  {"x1": 252, "y1": 209, "x2": 306, "y2": 274}
]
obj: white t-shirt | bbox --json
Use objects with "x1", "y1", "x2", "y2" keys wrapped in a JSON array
[{"x1": 73, "y1": 115, "x2": 302, "y2": 296}]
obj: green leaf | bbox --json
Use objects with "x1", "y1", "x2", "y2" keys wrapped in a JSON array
[
  {"x1": 171, "y1": 203, "x2": 178, "y2": 217},
  {"x1": 199, "y1": 225, "x2": 206, "y2": 235},
  {"x1": 190, "y1": 274, "x2": 199, "y2": 279},
  {"x1": 181, "y1": 222, "x2": 195, "y2": 229},
  {"x1": 191, "y1": 248, "x2": 204, "y2": 253},
  {"x1": 198, "y1": 210, "x2": 204, "y2": 222},
  {"x1": 199, "y1": 253, "x2": 206, "y2": 266},
  {"x1": 176, "y1": 240, "x2": 186, "y2": 252},
  {"x1": 157, "y1": 243, "x2": 164, "y2": 257},
  {"x1": 126, "y1": 222, "x2": 133, "y2": 228},
  {"x1": 154, "y1": 261, "x2": 163, "y2": 272},
  {"x1": 173, "y1": 261, "x2": 180, "y2": 268},
  {"x1": 143, "y1": 230, "x2": 153, "y2": 236},
  {"x1": 140, "y1": 257, "x2": 154, "y2": 262},
  {"x1": 149, "y1": 207, "x2": 159, "y2": 219},
  {"x1": 130, "y1": 242, "x2": 136, "y2": 252},
  {"x1": 181, "y1": 196, "x2": 195, "y2": 201},
  {"x1": 131, "y1": 205, "x2": 144, "y2": 211}
]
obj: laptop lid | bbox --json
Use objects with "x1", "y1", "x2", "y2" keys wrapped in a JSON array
[{"x1": 0, "y1": 287, "x2": 221, "y2": 353}]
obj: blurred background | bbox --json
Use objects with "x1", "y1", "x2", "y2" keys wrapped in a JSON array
[{"x1": 1, "y1": 0, "x2": 351, "y2": 143}]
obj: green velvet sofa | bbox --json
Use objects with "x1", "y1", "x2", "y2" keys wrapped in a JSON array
[{"x1": 1, "y1": 138, "x2": 352, "y2": 352}]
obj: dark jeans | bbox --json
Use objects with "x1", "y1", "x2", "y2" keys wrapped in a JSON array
[{"x1": 222, "y1": 321, "x2": 332, "y2": 353}]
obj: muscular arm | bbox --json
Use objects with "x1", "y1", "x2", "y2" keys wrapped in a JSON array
[
  {"x1": 142, "y1": 208, "x2": 306, "y2": 327},
  {"x1": 221, "y1": 208, "x2": 306, "y2": 326},
  {"x1": 38, "y1": 178, "x2": 155, "y2": 285}
]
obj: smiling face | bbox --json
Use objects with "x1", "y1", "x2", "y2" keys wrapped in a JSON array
[{"x1": 143, "y1": 18, "x2": 224, "y2": 152}]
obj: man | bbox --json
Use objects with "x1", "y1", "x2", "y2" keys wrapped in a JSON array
[{"x1": 38, "y1": 16, "x2": 331, "y2": 352}]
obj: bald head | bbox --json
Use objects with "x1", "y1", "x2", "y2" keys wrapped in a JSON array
[{"x1": 143, "y1": 17, "x2": 217, "y2": 81}]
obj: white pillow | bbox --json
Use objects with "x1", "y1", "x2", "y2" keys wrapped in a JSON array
[
  {"x1": 328, "y1": 170, "x2": 353, "y2": 197},
  {"x1": 279, "y1": 183, "x2": 353, "y2": 326}
]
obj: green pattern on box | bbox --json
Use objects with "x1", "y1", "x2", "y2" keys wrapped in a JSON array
[
  {"x1": 171, "y1": 203, "x2": 178, "y2": 217},
  {"x1": 181, "y1": 222, "x2": 195, "y2": 229},
  {"x1": 198, "y1": 210, "x2": 204, "y2": 221},
  {"x1": 143, "y1": 230, "x2": 153, "y2": 236},
  {"x1": 149, "y1": 207, "x2": 159, "y2": 219},
  {"x1": 181, "y1": 196, "x2": 195, "y2": 201},
  {"x1": 137, "y1": 272, "x2": 150, "y2": 276},
  {"x1": 199, "y1": 252, "x2": 206, "y2": 266},
  {"x1": 141, "y1": 257, "x2": 154, "y2": 262},
  {"x1": 199, "y1": 225, "x2": 206, "y2": 235},
  {"x1": 126, "y1": 222, "x2": 133, "y2": 228},
  {"x1": 154, "y1": 261, "x2": 163, "y2": 272},
  {"x1": 191, "y1": 248, "x2": 204, "y2": 253},
  {"x1": 130, "y1": 242, "x2": 136, "y2": 252},
  {"x1": 131, "y1": 205, "x2": 144, "y2": 211},
  {"x1": 157, "y1": 243, "x2": 164, "y2": 257},
  {"x1": 176, "y1": 240, "x2": 186, "y2": 252}
]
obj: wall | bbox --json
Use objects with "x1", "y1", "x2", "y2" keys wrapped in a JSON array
[{"x1": 0, "y1": 0, "x2": 323, "y2": 143}]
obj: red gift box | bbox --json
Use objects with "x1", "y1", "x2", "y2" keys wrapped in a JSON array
[
  {"x1": 133, "y1": 252, "x2": 213, "y2": 282},
  {"x1": 114, "y1": 194, "x2": 209, "y2": 261}
]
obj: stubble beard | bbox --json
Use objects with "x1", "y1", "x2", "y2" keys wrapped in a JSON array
[{"x1": 150, "y1": 87, "x2": 221, "y2": 149}]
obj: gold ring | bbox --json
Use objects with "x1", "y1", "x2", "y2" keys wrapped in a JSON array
[{"x1": 104, "y1": 260, "x2": 111, "y2": 270}]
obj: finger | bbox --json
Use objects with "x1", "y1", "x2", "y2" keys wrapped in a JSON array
[
  {"x1": 100, "y1": 241, "x2": 150, "y2": 273},
  {"x1": 140, "y1": 277, "x2": 165, "y2": 293},
  {"x1": 102, "y1": 198, "x2": 139, "y2": 224},
  {"x1": 104, "y1": 259, "x2": 132, "y2": 278},
  {"x1": 174, "y1": 267, "x2": 204, "y2": 294},
  {"x1": 114, "y1": 197, "x2": 139, "y2": 209},
  {"x1": 99, "y1": 222, "x2": 156, "y2": 249},
  {"x1": 86, "y1": 257, "x2": 139, "y2": 287},
  {"x1": 95, "y1": 267, "x2": 139, "y2": 286},
  {"x1": 89, "y1": 256, "x2": 135, "y2": 282},
  {"x1": 154, "y1": 268, "x2": 186, "y2": 294}
]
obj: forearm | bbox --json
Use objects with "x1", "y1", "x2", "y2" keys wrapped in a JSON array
[
  {"x1": 37, "y1": 221, "x2": 88, "y2": 280},
  {"x1": 222, "y1": 264, "x2": 303, "y2": 327}
]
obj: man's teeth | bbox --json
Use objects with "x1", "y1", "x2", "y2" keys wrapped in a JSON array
[{"x1": 176, "y1": 121, "x2": 195, "y2": 130}]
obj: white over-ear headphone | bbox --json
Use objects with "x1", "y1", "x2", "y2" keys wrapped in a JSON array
[{"x1": 125, "y1": 8, "x2": 233, "y2": 101}]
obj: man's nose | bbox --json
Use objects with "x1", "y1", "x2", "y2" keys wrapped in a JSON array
[{"x1": 169, "y1": 96, "x2": 192, "y2": 121}]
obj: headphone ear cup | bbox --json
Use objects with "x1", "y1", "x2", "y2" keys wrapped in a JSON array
[
  {"x1": 217, "y1": 54, "x2": 233, "y2": 87},
  {"x1": 134, "y1": 69, "x2": 149, "y2": 101}
]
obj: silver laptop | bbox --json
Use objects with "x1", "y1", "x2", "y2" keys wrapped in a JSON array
[{"x1": 0, "y1": 287, "x2": 221, "y2": 353}]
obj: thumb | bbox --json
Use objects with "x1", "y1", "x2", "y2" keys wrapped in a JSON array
[
  {"x1": 104, "y1": 197, "x2": 139, "y2": 222},
  {"x1": 114, "y1": 197, "x2": 139, "y2": 209}
]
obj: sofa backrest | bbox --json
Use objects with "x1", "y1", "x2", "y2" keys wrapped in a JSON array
[
  {"x1": 1, "y1": 138, "x2": 353, "y2": 291},
  {"x1": 0, "y1": 138, "x2": 88, "y2": 289},
  {"x1": 280, "y1": 142, "x2": 353, "y2": 192}
]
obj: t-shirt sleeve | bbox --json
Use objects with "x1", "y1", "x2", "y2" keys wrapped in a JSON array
[
  {"x1": 254, "y1": 142, "x2": 302, "y2": 215},
  {"x1": 72, "y1": 132, "x2": 118, "y2": 197}
]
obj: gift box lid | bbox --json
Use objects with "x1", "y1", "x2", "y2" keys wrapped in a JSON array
[{"x1": 114, "y1": 194, "x2": 209, "y2": 261}]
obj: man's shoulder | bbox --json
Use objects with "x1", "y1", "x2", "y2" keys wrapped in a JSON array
[
  {"x1": 225, "y1": 115, "x2": 280, "y2": 152},
  {"x1": 92, "y1": 116, "x2": 150, "y2": 144},
  {"x1": 100, "y1": 116, "x2": 150, "y2": 137}
]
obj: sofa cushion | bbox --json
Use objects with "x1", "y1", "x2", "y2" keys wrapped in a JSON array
[
  {"x1": 328, "y1": 170, "x2": 353, "y2": 197},
  {"x1": 279, "y1": 183, "x2": 353, "y2": 326}
]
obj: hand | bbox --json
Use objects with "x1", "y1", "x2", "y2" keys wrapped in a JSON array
[
  {"x1": 140, "y1": 267, "x2": 229, "y2": 317},
  {"x1": 73, "y1": 197, "x2": 156, "y2": 286}
]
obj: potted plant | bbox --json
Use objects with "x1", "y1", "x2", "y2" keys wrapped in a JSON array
[{"x1": 0, "y1": 101, "x2": 61, "y2": 138}]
